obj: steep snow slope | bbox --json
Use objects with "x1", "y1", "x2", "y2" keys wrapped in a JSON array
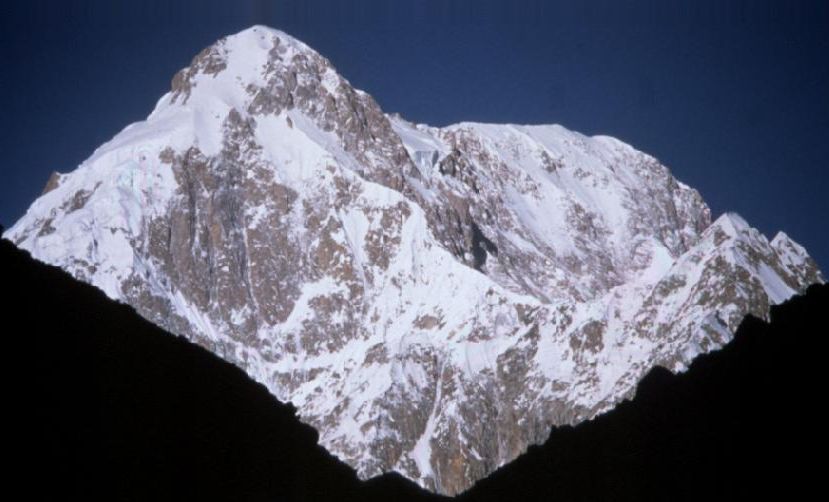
[{"x1": 4, "y1": 26, "x2": 823, "y2": 495}]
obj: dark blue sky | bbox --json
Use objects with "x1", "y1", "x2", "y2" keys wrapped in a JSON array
[{"x1": 2, "y1": 1, "x2": 827, "y2": 269}]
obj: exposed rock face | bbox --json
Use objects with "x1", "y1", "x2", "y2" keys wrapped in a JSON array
[{"x1": 4, "y1": 26, "x2": 823, "y2": 496}]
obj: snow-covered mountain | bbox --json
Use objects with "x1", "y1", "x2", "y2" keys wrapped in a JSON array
[{"x1": 4, "y1": 26, "x2": 822, "y2": 495}]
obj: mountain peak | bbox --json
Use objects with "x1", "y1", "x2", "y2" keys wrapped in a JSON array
[
  {"x1": 163, "y1": 25, "x2": 339, "y2": 109},
  {"x1": 710, "y1": 211, "x2": 751, "y2": 237},
  {"x1": 4, "y1": 27, "x2": 823, "y2": 496}
]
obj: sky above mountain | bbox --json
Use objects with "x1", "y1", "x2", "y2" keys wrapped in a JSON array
[{"x1": 1, "y1": 0, "x2": 827, "y2": 269}]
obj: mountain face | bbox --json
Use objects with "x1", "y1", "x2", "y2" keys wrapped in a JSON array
[
  {"x1": 4, "y1": 26, "x2": 823, "y2": 495},
  {"x1": 5, "y1": 237, "x2": 826, "y2": 502}
]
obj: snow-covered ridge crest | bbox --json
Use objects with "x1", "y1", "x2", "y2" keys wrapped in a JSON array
[{"x1": 4, "y1": 25, "x2": 823, "y2": 496}]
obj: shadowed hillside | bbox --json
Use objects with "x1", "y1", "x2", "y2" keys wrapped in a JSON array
[
  {"x1": 2, "y1": 233, "x2": 825, "y2": 501},
  {"x1": 0, "y1": 235, "x2": 442, "y2": 502}
]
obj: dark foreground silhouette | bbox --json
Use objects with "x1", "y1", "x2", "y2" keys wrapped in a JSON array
[{"x1": 1, "y1": 234, "x2": 825, "y2": 501}]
